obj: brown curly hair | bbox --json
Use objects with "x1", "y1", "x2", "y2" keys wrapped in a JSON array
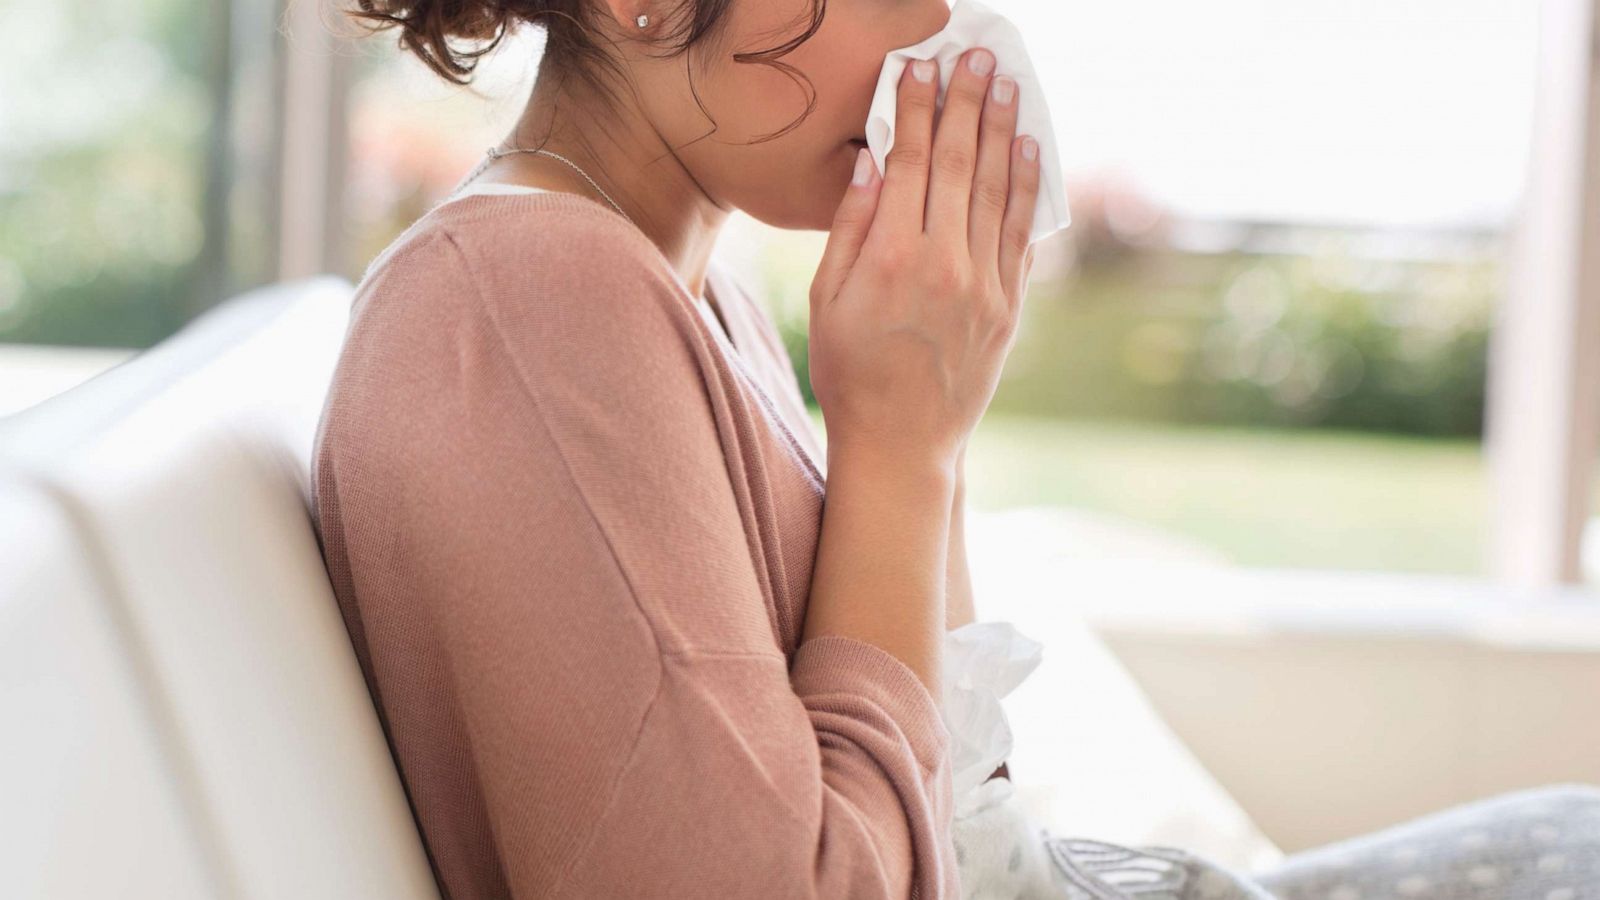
[{"x1": 344, "y1": 0, "x2": 827, "y2": 143}]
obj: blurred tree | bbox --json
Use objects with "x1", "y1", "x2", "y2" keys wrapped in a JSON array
[{"x1": 0, "y1": 0, "x2": 231, "y2": 348}]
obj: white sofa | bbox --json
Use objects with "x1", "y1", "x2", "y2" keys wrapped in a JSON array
[{"x1": 0, "y1": 276, "x2": 1281, "y2": 898}]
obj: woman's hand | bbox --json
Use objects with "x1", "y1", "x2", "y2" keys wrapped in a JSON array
[{"x1": 809, "y1": 47, "x2": 1041, "y2": 470}]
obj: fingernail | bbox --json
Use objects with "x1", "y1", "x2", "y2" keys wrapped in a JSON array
[
  {"x1": 1021, "y1": 136, "x2": 1038, "y2": 161},
  {"x1": 968, "y1": 48, "x2": 994, "y2": 76},
  {"x1": 912, "y1": 59, "x2": 935, "y2": 83},
  {"x1": 851, "y1": 147, "x2": 873, "y2": 186},
  {"x1": 991, "y1": 76, "x2": 1015, "y2": 104}
]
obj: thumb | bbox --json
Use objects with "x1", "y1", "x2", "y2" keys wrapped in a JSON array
[{"x1": 811, "y1": 147, "x2": 882, "y2": 315}]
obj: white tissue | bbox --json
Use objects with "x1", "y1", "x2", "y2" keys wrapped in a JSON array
[
  {"x1": 941, "y1": 620, "x2": 1044, "y2": 812},
  {"x1": 864, "y1": 0, "x2": 1071, "y2": 245}
]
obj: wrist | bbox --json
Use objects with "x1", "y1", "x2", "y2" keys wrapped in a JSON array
[{"x1": 828, "y1": 439, "x2": 959, "y2": 487}]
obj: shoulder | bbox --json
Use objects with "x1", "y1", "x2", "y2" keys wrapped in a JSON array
[
  {"x1": 360, "y1": 192, "x2": 682, "y2": 311},
  {"x1": 433, "y1": 193, "x2": 683, "y2": 314},
  {"x1": 319, "y1": 193, "x2": 731, "y2": 511},
  {"x1": 369, "y1": 196, "x2": 723, "y2": 429},
  {"x1": 354, "y1": 192, "x2": 704, "y2": 367}
]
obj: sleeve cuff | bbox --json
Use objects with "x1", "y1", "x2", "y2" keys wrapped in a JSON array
[{"x1": 790, "y1": 634, "x2": 951, "y2": 774}]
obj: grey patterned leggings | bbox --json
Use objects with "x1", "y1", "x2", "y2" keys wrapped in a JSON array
[{"x1": 1044, "y1": 782, "x2": 1600, "y2": 900}]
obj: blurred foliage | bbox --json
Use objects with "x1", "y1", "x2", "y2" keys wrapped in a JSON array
[
  {"x1": 997, "y1": 244, "x2": 1494, "y2": 437},
  {"x1": 957, "y1": 411, "x2": 1486, "y2": 574},
  {"x1": 0, "y1": 0, "x2": 216, "y2": 348},
  {"x1": 758, "y1": 228, "x2": 1495, "y2": 439}
]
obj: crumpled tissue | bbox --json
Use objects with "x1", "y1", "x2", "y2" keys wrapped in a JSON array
[
  {"x1": 864, "y1": 0, "x2": 1071, "y2": 245},
  {"x1": 942, "y1": 619, "x2": 1045, "y2": 817}
]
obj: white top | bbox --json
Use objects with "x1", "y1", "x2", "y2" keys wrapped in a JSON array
[{"x1": 440, "y1": 178, "x2": 1043, "y2": 816}]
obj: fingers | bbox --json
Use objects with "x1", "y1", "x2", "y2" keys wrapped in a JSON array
[
  {"x1": 1011, "y1": 243, "x2": 1037, "y2": 349},
  {"x1": 1020, "y1": 243, "x2": 1037, "y2": 307},
  {"x1": 875, "y1": 58, "x2": 939, "y2": 240},
  {"x1": 812, "y1": 147, "x2": 883, "y2": 312},
  {"x1": 926, "y1": 48, "x2": 996, "y2": 244},
  {"x1": 997, "y1": 135, "x2": 1041, "y2": 310},
  {"x1": 968, "y1": 73, "x2": 1020, "y2": 275}
]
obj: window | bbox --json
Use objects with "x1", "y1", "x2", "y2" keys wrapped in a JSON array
[{"x1": 12, "y1": 0, "x2": 1597, "y2": 586}]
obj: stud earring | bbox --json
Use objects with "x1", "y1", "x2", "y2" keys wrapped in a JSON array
[{"x1": 635, "y1": 13, "x2": 649, "y2": 27}]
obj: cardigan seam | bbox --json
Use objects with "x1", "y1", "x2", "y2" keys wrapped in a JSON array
[
  {"x1": 658, "y1": 645, "x2": 943, "y2": 779},
  {"x1": 436, "y1": 227, "x2": 668, "y2": 900}
]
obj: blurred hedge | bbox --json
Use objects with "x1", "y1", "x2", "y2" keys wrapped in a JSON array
[{"x1": 762, "y1": 233, "x2": 1495, "y2": 439}]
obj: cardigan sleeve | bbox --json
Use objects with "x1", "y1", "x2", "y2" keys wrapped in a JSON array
[{"x1": 395, "y1": 212, "x2": 956, "y2": 899}]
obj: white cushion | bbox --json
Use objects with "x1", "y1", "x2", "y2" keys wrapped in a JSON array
[
  {"x1": 0, "y1": 277, "x2": 439, "y2": 900},
  {"x1": 0, "y1": 474, "x2": 215, "y2": 897}
]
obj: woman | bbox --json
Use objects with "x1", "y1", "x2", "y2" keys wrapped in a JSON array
[{"x1": 309, "y1": 0, "x2": 1600, "y2": 897}]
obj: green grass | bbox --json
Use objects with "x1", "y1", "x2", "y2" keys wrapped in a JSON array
[{"x1": 808, "y1": 408, "x2": 1489, "y2": 575}]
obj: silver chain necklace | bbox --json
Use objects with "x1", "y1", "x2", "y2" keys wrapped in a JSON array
[{"x1": 483, "y1": 146, "x2": 635, "y2": 229}]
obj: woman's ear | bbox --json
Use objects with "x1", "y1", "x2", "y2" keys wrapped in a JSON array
[{"x1": 595, "y1": 0, "x2": 653, "y2": 33}]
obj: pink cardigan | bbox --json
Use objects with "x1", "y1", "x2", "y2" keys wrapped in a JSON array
[{"x1": 311, "y1": 191, "x2": 957, "y2": 899}]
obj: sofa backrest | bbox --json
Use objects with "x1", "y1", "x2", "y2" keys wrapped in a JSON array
[{"x1": 0, "y1": 277, "x2": 440, "y2": 899}]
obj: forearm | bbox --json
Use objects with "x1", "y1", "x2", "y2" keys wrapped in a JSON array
[
  {"x1": 947, "y1": 446, "x2": 1013, "y2": 783},
  {"x1": 945, "y1": 446, "x2": 976, "y2": 632},
  {"x1": 804, "y1": 441, "x2": 956, "y2": 697}
]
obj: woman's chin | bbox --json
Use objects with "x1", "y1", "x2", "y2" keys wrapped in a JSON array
[
  {"x1": 761, "y1": 202, "x2": 840, "y2": 232},
  {"x1": 738, "y1": 179, "x2": 853, "y2": 232}
]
